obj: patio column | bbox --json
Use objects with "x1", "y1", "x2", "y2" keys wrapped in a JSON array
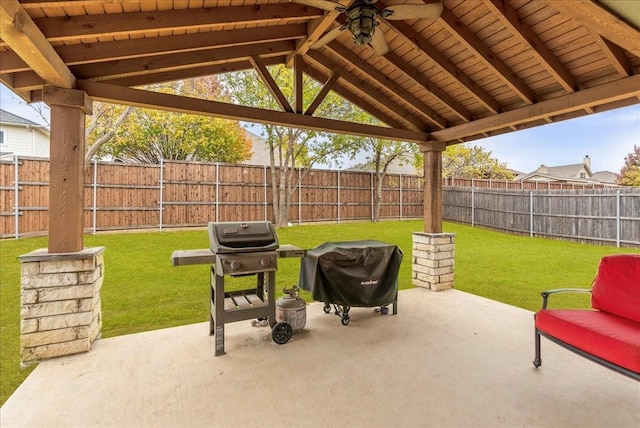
[
  {"x1": 413, "y1": 141, "x2": 455, "y2": 291},
  {"x1": 18, "y1": 86, "x2": 103, "y2": 366}
]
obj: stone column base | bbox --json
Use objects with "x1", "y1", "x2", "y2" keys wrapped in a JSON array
[
  {"x1": 19, "y1": 247, "x2": 105, "y2": 367},
  {"x1": 412, "y1": 233, "x2": 455, "y2": 291}
]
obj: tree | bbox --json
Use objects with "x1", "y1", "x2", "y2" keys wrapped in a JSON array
[
  {"x1": 87, "y1": 78, "x2": 252, "y2": 165},
  {"x1": 333, "y1": 112, "x2": 420, "y2": 222},
  {"x1": 217, "y1": 65, "x2": 358, "y2": 226},
  {"x1": 618, "y1": 145, "x2": 640, "y2": 186},
  {"x1": 442, "y1": 144, "x2": 514, "y2": 180}
]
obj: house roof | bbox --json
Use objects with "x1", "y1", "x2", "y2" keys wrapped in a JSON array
[
  {"x1": 1, "y1": 1, "x2": 639, "y2": 147},
  {"x1": 0, "y1": 108, "x2": 42, "y2": 127}
]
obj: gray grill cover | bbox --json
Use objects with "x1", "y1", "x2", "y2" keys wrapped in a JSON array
[{"x1": 299, "y1": 240, "x2": 402, "y2": 307}]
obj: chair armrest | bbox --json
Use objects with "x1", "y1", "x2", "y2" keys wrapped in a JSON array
[{"x1": 540, "y1": 288, "x2": 592, "y2": 309}]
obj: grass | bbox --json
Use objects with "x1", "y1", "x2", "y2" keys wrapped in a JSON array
[{"x1": 1, "y1": 220, "x2": 637, "y2": 405}]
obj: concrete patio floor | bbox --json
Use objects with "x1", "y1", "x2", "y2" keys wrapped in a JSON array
[{"x1": 1, "y1": 288, "x2": 638, "y2": 428}]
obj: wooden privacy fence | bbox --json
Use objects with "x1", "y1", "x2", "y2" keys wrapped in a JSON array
[
  {"x1": 2, "y1": 156, "x2": 637, "y2": 247},
  {"x1": 0, "y1": 157, "x2": 423, "y2": 238},
  {"x1": 444, "y1": 187, "x2": 640, "y2": 248}
]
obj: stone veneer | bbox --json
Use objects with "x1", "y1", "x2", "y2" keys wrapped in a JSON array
[
  {"x1": 412, "y1": 233, "x2": 455, "y2": 291},
  {"x1": 19, "y1": 247, "x2": 104, "y2": 367}
]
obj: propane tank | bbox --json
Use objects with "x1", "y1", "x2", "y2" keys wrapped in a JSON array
[{"x1": 276, "y1": 286, "x2": 306, "y2": 333}]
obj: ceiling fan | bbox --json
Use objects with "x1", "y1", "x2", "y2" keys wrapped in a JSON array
[{"x1": 291, "y1": 0, "x2": 443, "y2": 55}]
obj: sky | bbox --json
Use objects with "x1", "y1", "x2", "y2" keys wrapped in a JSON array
[{"x1": 2, "y1": 83, "x2": 638, "y2": 174}]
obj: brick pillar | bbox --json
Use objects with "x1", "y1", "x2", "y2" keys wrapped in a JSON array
[
  {"x1": 412, "y1": 232, "x2": 455, "y2": 291},
  {"x1": 19, "y1": 247, "x2": 105, "y2": 367}
]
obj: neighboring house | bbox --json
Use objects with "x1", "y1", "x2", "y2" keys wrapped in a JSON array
[
  {"x1": 0, "y1": 109, "x2": 50, "y2": 159},
  {"x1": 243, "y1": 129, "x2": 270, "y2": 166},
  {"x1": 515, "y1": 155, "x2": 618, "y2": 186},
  {"x1": 347, "y1": 159, "x2": 419, "y2": 175}
]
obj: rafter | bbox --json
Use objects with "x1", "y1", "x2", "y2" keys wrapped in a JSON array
[
  {"x1": 486, "y1": 0, "x2": 576, "y2": 93},
  {"x1": 249, "y1": 55, "x2": 293, "y2": 113},
  {"x1": 326, "y1": 42, "x2": 448, "y2": 130},
  {"x1": 285, "y1": 9, "x2": 343, "y2": 68},
  {"x1": 301, "y1": 62, "x2": 413, "y2": 130},
  {"x1": 432, "y1": 74, "x2": 640, "y2": 142},
  {"x1": 596, "y1": 37, "x2": 632, "y2": 77},
  {"x1": 27, "y1": 4, "x2": 321, "y2": 42},
  {"x1": 306, "y1": 50, "x2": 429, "y2": 131},
  {"x1": 0, "y1": 0, "x2": 73, "y2": 88},
  {"x1": 75, "y1": 79, "x2": 430, "y2": 143},
  {"x1": 386, "y1": 19, "x2": 501, "y2": 115},
  {"x1": 0, "y1": 24, "x2": 308, "y2": 74},
  {"x1": 437, "y1": 5, "x2": 536, "y2": 105},
  {"x1": 68, "y1": 41, "x2": 296, "y2": 81},
  {"x1": 539, "y1": 0, "x2": 640, "y2": 58}
]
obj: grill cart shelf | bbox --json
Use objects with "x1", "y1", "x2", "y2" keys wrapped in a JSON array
[{"x1": 172, "y1": 225, "x2": 305, "y2": 356}]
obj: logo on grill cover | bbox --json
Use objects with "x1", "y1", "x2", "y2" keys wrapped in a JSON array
[{"x1": 361, "y1": 279, "x2": 379, "y2": 286}]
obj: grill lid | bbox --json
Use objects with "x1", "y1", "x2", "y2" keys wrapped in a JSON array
[{"x1": 208, "y1": 221, "x2": 279, "y2": 253}]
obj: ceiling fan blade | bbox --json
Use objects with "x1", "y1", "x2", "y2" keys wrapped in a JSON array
[
  {"x1": 384, "y1": 3, "x2": 443, "y2": 20},
  {"x1": 289, "y1": 0, "x2": 345, "y2": 12},
  {"x1": 311, "y1": 26, "x2": 345, "y2": 49},
  {"x1": 370, "y1": 30, "x2": 390, "y2": 56}
]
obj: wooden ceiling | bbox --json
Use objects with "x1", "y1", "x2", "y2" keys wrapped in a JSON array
[{"x1": 1, "y1": 0, "x2": 639, "y2": 145}]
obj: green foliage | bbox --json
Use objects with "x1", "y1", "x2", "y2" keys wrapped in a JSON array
[
  {"x1": 618, "y1": 145, "x2": 640, "y2": 187},
  {"x1": 2, "y1": 222, "x2": 636, "y2": 404},
  {"x1": 443, "y1": 144, "x2": 514, "y2": 179},
  {"x1": 87, "y1": 78, "x2": 252, "y2": 164}
]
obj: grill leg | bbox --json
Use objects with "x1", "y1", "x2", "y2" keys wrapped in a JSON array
[
  {"x1": 211, "y1": 267, "x2": 226, "y2": 356},
  {"x1": 533, "y1": 327, "x2": 542, "y2": 368}
]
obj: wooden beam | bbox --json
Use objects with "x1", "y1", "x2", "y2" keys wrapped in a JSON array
[
  {"x1": 384, "y1": 51, "x2": 472, "y2": 123},
  {"x1": 301, "y1": 63, "x2": 409, "y2": 129},
  {"x1": 596, "y1": 36, "x2": 632, "y2": 77},
  {"x1": 305, "y1": 73, "x2": 339, "y2": 116},
  {"x1": 249, "y1": 56, "x2": 293, "y2": 113},
  {"x1": 438, "y1": 6, "x2": 536, "y2": 105},
  {"x1": 305, "y1": 51, "x2": 428, "y2": 131},
  {"x1": 326, "y1": 42, "x2": 448, "y2": 130},
  {"x1": 32, "y1": 4, "x2": 322, "y2": 42},
  {"x1": 286, "y1": 10, "x2": 343, "y2": 67},
  {"x1": 102, "y1": 57, "x2": 285, "y2": 88},
  {"x1": 69, "y1": 41, "x2": 295, "y2": 81},
  {"x1": 43, "y1": 86, "x2": 92, "y2": 253},
  {"x1": 486, "y1": 0, "x2": 576, "y2": 93},
  {"x1": 539, "y1": 0, "x2": 640, "y2": 58},
  {"x1": 431, "y1": 74, "x2": 640, "y2": 142},
  {"x1": 0, "y1": 25, "x2": 307, "y2": 74},
  {"x1": 0, "y1": 0, "x2": 74, "y2": 88},
  {"x1": 294, "y1": 55, "x2": 304, "y2": 114},
  {"x1": 386, "y1": 19, "x2": 502, "y2": 115},
  {"x1": 420, "y1": 141, "x2": 446, "y2": 234},
  {"x1": 75, "y1": 79, "x2": 431, "y2": 143}
]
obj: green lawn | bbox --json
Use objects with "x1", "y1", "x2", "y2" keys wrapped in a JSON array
[{"x1": 1, "y1": 220, "x2": 637, "y2": 405}]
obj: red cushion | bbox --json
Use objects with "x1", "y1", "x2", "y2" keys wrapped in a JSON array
[
  {"x1": 536, "y1": 309, "x2": 640, "y2": 373},
  {"x1": 591, "y1": 254, "x2": 640, "y2": 322}
]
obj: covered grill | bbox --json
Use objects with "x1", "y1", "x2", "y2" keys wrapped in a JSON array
[
  {"x1": 208, "y1": 221, "x2": 292, "y2": 355},
  {"x1": 299, "y1": 240, "x2": 402, "y2": 325}
]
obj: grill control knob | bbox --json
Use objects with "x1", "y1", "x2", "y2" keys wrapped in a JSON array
[
  {"x1": 260, "y1": 257, "x2": 272, "y2": 268},
  {"x1": 230, "y1": 260, "x2": 241, "y2": 271}
]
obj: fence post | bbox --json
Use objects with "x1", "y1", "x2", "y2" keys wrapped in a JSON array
[
  {"x1": 92, "y1": 159, "x2": 98, "y2": 234},
  {"x1": 263, "y1": 165, "x2": 268, "y2": 221},
  {"x1": 159, "y1": 159, "x2": 164, "y2": 232},
  {"x1": 215, "y1": 162, "x2": 220, "y2": 223},
  {"x1": 399, "y1": 173, "x2": 403, "y2": 221},
  {"x1": 337, "y1": 170, "x2": 341, "y2": 224},
  {"x1": 471, "y1": 185, "x2": 475, "y2": 227},
  {"x1": 530, "y1": 191, "x2": 534, "y2": 237},
  {"x1": 616, "y1": 190, "x2": 621, "y2": 248},
  {"x1": 298, "y1": 168, "x2": 302, "y2": 224},
  {"x1": 13, "y1": 155, "x2": 19, "y2": 239},
  {"x1": 371, "y1": 172, "x2": 374, "y2": 221}
]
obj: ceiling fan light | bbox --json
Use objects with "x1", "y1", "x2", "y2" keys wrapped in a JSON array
[{"x1": 347, "y1": 5, "x2": 377, "y2": 45}]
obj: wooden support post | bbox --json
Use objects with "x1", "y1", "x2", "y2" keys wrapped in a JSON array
[
  {"x1": 43, "y1": 86, "x2": 92, "y2": 253},
  {"x1": 420, "y1": 141, "x2": 446, "y2": 233}
]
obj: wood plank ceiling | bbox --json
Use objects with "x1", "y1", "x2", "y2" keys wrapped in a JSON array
[{"x1": 1, "y1": 0, "x2": 639, "y2": 146}]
